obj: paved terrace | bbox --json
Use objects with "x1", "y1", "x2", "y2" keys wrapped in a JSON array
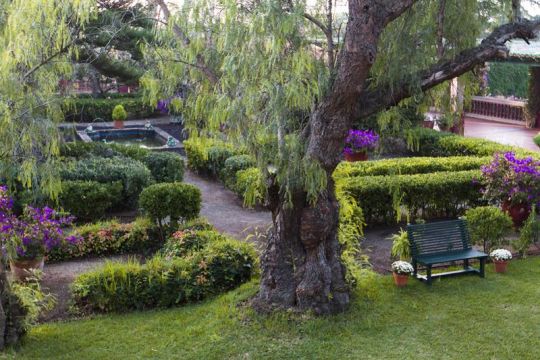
[{"x1": 464, "y1": 117, "x2": 539, "y2": 152}]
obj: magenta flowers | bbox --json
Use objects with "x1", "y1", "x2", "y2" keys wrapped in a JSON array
[
  {"x1": 0, "y1": 186, "x2": 80, "y2": 261},
  {"x1": 343, "y1": 129, "x2": 379, "y2": 155},
  {"x1": 480, "y1": 152, "x2": 540, "y2": 207}
]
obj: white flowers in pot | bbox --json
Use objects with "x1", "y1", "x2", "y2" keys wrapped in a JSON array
[
  {"x1": 490, "y1": 249, "x2": 512, "y2": 262},
  {"x1": 391, "y1": 261, "x2": 414, "y2": 275}
]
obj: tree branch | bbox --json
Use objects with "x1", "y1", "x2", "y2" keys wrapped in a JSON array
[
  {"x1": 153, "y1": 0, "x2": 219, "y2": 84},
  {"x1": 357, "y1": 19, "x2": 540, "y2": 119},
  {"x1": 304, "y1": 13, "x2": 330, "y2": 37}
]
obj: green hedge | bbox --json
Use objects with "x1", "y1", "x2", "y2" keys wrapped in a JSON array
[
  {"x1": 63, "y1": 97, "x2": 158, "y2": 123},
  {"x1": 61, "y1": 156, "x2": 153, "y2": 209},
  {"x1": 334, "y1": 156, "x2": 490, "y2": 178},
  {"x1": 71, "y1": 238, "x2": 257, "y2": 313},
  {"x1": 183, "y1": 138, "x2": 242, "y2": 176},
  {"x1": 143, "y1": 152, "x2": 184, "y2": 183},
  {"x1": 58, "y1": 180, "x2": 123, "y2": 222},
  {"x1": 340, "y1": 170, "x2": 484, "y2": 224},
  {"x1": 221, "y1": 155, "x2": 255, "y2": 188},
  {"x1": 139, "y1": 183, "x2": 201, "y2": 226},
  {"x1": 48, "y1": 218, "x2": 160, "y2": 262},
  {"x1": 405, "y1": 128, "x2": 539, "y2": 158}
]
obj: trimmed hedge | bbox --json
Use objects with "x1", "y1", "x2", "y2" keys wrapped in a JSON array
[
  {"x1": 183, "y1": 138, "x2": 241, "y2": 176},
  {"x1": 341, "y1": 170, "x2": 484, "y2": 224},
  {"x1": 58, "y1": 180, "x2": 123, "y2": 222},
  {"x1": 48, "y1": 218, "x2": 160, "y2": 262},
  {"x1": 334, "y1": 156, "x2": 490, "y2": 178},
  {"x1": 405, "y1": 128, "x2": 539, "y2": 158},
  {"x1": 143, "y1": 152, "x2": 184, "y2": 183},
  {"x1": 63, "y1": 97, "x2": 158, "y2": 123},
  {"x1": 222, "y1": 155, "x2": 256, "y2": 189},
  {"x1": 71, "y1": 238, "x2": 257, "y2": 313},
  {"x1": 139, "y1": 183, "x2": 201, "y2": 225},
  {"x1": 61, "y1": 156, "x2": 153, "y2": 209}
]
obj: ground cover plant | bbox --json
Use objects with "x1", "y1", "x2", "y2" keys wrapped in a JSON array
[{"x1": 10, "y1": 257, "x2": 540, "y2": 359}]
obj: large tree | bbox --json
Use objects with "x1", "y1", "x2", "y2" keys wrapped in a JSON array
[{"x1": 144, "y1": 0, "x2": 540, "y2": 314}]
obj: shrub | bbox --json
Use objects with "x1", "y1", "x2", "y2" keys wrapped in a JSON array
[
  {"x1": 234, "y1": 167, "x2": 265, "y2": 207},
  {"x1": 63, "y1": 97, "x2": 157, "y2": 123},
  {"x1": 58, "y1": 180, "x2": 123, "y2": 222},
  {"x1": 143, "y1": 152, "x2": 185, "y2": 183},
  {"x1": 183, "y1": 138, "x2": 238, "y2": 176},
  {"x1": 340, "y1": 170, "x2": 484, "y2": 224},
  {"x1": 334, "y1": 156, "x2": 490, "y2": 178},
  {"x1": 71, "y1": 238, "x2": 257, "y2": 313},
  {"x1": 177, "y1": 217, "x2": 216, "y2": 232},
  {"x1": 109, "y1": 143, "x2": 150, "y2": 162},
  {"x1": 48, "y1": 218, "x2": 160, "y2": 262},
  {"x1": 207, "y1": 145, "x2": 236, "y2": 177},
  {"x1": 139, "y1": 183, "x2": 201, "y2": 227},
  {"x1": 222, "y1": 155, "x2": 256, "y2": 188},
  {"x1": 61, "y1": 156, "x2": 153, "y2": 208},
  {"x1": 463, "y1": 206, "x2": 512, "y2": 252},
  {"x1": 161, "y1": 229, "x2": 226, "y2": 258},
  {"x1": 112, "y1": 105, "x2": 127, "y2": 121},
  {"x1": 390, "y1": 229, "x2": 410, "y2": 261},
  {"x1": 534, "y1": 133, "x2": 540, "y2": 148},
  {"x1": 515, "y1": 207, "x2": 540, "y2": 257}
]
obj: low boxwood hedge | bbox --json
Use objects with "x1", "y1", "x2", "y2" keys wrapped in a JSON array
[
  {"x1": 71, "y1": 238, "x2": 257, "y2": 313},
  {"x1": 61, "y1": 156, "x2": 153, "y2": 209},
  {"x1": 405, "y1": 128, "x2": 539, "y2": 158},
  {"x1": 334, "y1": 156, "x2": 490, "y2": 178},
  {"x1": 340, "y1": 170, "x2": 484, "y2": 224}
]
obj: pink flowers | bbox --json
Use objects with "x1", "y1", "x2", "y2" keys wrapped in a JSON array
[{"x1": 343, "y1": 129, "x2": 379, "y2": 155}]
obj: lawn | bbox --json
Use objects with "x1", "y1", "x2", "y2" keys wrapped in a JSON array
[{"x1": 9, "y1": 257, "x2": 540, "y2": 360}]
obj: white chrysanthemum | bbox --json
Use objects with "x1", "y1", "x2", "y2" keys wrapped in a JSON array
[
  {"x1": 490, "y1": 249, "x2": 512, "y2": 261},
  {"x1": 391, "y1": 261, "x2": 414, "y2": 275}
]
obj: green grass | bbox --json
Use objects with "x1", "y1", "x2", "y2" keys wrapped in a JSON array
[{"x1": 8, "y1": 257, "x2": 540, "y2": 359}]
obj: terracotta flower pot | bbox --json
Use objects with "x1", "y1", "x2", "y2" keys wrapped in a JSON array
[
  {"x1": 502, "y1": 201, "x2": 531, "y2": 228},
  {"x1": 493, "y1": 260, "x2": 509, "y2": 273},
  {"x1": 392, "y1": 272, "x2": 409, "y2": 287},
  {"x1": 10, "y1": 258, "x2": 44, "y2": 282},
  {"x1": 422, "y1": 120, "x2": 435, "y2": 129},
  {"x1": 113, "y1": 120, "x2": 125, "y2": 129},
  {"x1": 344, "y1": 151, "x2": 368, "y2": 162}
]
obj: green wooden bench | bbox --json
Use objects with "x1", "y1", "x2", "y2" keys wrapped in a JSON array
[{"x1": 407, "y1": 219, "x2": 488, "y2": 285}]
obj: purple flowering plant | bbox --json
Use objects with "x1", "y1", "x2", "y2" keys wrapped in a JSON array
[
  {"x1": 343, "y1": 129, "x2": 379, "y2": 155},
  {"x1": 480, "y1": 152, "x2": 540, "y2": 207},
  {"x1": 0, "y1": 186, "x2": 80, "y2": 261}
]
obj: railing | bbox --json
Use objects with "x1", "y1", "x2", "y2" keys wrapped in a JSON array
[{"x1": 465, "y1": 96, "x2": 526, "y2": 125}]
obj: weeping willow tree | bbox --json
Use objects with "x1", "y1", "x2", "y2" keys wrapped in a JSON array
[
  {"x1": 143, "y1": 0, "x2": 540, "y2": 314},
  {"x1": 0, "y1": 0, "x2": 93, "y2": 347}
]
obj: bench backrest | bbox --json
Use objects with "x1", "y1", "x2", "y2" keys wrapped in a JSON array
[{"x1": 407, "y1": 219, "x2": 471, "y2": 258}]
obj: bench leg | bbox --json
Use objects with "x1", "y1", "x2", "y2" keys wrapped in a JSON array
[
  {"x1": 426, "y1": 265, "x2": 433, "y2": 285},
  {"x1": 479, "y1": 258, "x2": 485, "y2": 278},
  {"x1": 412, "y1": 260, "x2": 418, "y2": 277},
  {"x1": 463, "y1": 259, "x2": 469, "y2": 270}
]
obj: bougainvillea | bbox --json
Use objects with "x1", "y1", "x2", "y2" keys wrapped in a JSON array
[
  {"x1": 343, "y1": 129, "x2": 379, "y2": 155},
  {"x1": 480, "y1": 152, "x2": 540, "y2": 207},
  {"x1": 0, "y1": 186, "x2": 80, "y2": 260}
]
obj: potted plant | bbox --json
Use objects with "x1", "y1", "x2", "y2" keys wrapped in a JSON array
[
  {"x1": 0, "y1": 186, "x2": 80, "y2": 281},
  {"x1": 480, "y1": 152, "x2": 540, "y2": 227},
  {"x1": 112, "y1": 104, "x2": 127, "y2": 129},
  {"x1": 490, "y1": 249, "x2": 512, "y2": 273},
  {"x1": 343, "y1": 129, "x2": 379, "y2": 162},
  {"x1": 391, "y1": 260, "x2": 414, "y2": 287}
]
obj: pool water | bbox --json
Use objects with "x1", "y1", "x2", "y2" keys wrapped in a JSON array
[{"x1": 87, "y1": 129, "x2": 166, "y2": 149}]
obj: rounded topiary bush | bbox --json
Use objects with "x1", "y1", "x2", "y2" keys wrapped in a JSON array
[
  {"x1": 143, "y1": 152, "x2": 185, "y2": 183},
  {"x1": 139, "y1": 182, "x2": 201, "y2": 227},
  {"x1": 112, "y1": 104, "x2": 127, "y2": 121},
  {"x1": 222, "y1": 155, "x2": 255, "y2": 188}
]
